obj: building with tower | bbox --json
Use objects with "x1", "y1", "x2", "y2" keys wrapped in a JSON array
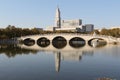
[{"x1": 45, "y1": 7, "x2": 94, "y2": 32}]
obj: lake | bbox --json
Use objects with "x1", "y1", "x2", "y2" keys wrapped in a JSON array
[{"x1": 0, "y1": 42, "x2": 120, "y2": 80}]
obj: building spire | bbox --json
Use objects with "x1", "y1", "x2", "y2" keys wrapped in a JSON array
[{"x1": 55, "y1": 6, "x2": 61, "y2": 28}]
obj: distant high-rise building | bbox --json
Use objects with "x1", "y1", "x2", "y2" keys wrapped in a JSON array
[{"x1": 55, "y1": 7, "x2": 61, "y2": 28}]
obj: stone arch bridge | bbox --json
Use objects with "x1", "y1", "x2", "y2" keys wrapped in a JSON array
[{"x1": 18, "y1": 33, "x2": 118, "y2": 45}]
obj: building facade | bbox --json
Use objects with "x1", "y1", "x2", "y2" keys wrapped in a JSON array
[
  {"x1": 61, "y1": 19, "x2": 82, "y2": 28},
  {"x1": 82, "y1": 24, "x2": 94, "y2": 32}
]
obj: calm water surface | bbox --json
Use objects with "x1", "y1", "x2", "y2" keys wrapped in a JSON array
[{"x1": 0, "y1": 43, "x2": 120, "y2": 80}]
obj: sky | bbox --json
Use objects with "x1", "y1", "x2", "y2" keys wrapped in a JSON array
[{"x1": 0, "y1": 0, "x2": 120, "y2": 29}]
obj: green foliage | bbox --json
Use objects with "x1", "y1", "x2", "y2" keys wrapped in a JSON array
[
  {"x1": 0, "y1": 25, "x2": 120, "y2": 39},
  {"x1": 100, "y1": 28, "x2": 120, "y2": 38},
  {"x1": 0, "y1": 25, "x2": 43, "y2": 39}
]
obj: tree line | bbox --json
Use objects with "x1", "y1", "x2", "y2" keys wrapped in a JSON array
[
  {"x1": 92, "y1": 28, "x2": 120, "y2": 38},
  {"x1": 0, "y1": 25, "x2": 120, "y2": 39},
  {"x1": 0, "y1": 25, "x2": 43, "y2": 39}
]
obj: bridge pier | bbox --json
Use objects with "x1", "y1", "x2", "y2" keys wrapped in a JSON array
[{"x1": 85, "y1": 40, "x2": 89, "y2": 46}]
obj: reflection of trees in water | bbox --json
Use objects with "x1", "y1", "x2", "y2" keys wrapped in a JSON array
[{"x1": 0, "y1": 44, "x2": 38, "y2": 58}]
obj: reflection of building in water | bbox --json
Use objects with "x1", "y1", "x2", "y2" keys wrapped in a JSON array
[
  {"x1": 54, "y1": 51, "x2": 94, "y2": 72},
  {"x1": 82, "y1": 51, "x2": 94, "y2": 56},
  {"x1": 61, "y1": 51, "x2": 82, "y2": 61},
  {"x1": 54, "y1": 51, "x2": 82, "y2": 72},
  {"x1": 55, "y1": 52, "x2": 61, "y2": 72}
]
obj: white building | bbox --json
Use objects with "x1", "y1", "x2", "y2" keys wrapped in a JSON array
[
  {"x1": 61, "y1": 19, "x2": 82, "y2": 28},
  {"x1": 56, "y1": 19, "x2": 82, "y2": 31}
]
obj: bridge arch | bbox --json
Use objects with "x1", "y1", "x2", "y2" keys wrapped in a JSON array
[
  {"x1": 88, "y1": 38, "x2": 107, "y2": 47},
  {"x1": 37, "y1": 37, "x2": 50, "y2": 47},
  {"x1": 52, "y1": 36, "x2": 67, "y2": 49},
  {"x1": 69, "y1": 37, "x2": 86, "y2": 48},
  {"x1": 23, "y1": 38, "x2": 35, "y2": 46}
]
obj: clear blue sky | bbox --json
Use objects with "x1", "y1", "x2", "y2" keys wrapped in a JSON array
[{"x1": 0, "y1": 0, "x2": 120, "y2": 29}]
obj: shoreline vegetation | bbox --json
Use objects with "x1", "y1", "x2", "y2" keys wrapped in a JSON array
[{"x1": 0, "y1": 25, "x2": 120, "y2": 39}]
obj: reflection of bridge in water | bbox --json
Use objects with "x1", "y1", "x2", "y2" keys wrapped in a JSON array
[{"x1": 19, "y1": 41, "x2": 108, "y2": 72}]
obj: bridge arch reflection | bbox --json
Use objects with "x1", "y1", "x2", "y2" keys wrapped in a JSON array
[
  {"x1": 88, "y1": 38, "x2": 107, "y2": 47},
  {"x1": 52, "y1": 36, "x2": 67, "y2": 49},
  {"x1": 37, "y1": 37, "x2": 50, "y2": 47},
  {"x1": 69, "y1": 37, "x2": 86, "y2": 48}
]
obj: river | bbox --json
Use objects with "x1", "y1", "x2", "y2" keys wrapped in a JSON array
[{"x1": 0, "y1": 41, "x2": 120, "y2": 80}]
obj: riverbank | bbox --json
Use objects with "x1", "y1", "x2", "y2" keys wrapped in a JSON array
[{"x1": 0, "y1": 39, "x2": 18, "y2": 44}]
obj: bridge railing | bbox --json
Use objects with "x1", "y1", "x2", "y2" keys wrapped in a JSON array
[
  {"x1": 41, "y1": 33, "x2": 93, "y2": 36},
  {"x1": 19, "y1": 33, "x2": 118, "y2": 40}
]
